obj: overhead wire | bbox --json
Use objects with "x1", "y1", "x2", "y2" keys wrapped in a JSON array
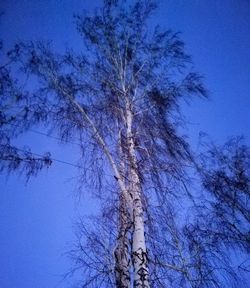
[
  {"x1": 6, "y1": 122, "x2": 81, "y2": 146},
  {"x1": 1, "y1": 123, "x2": 114, "y2": 177},
  {"x1": 14, "y1": 147, "x2": 83, "y2": 169},
  {"x1": 5, "y1": 146, "x2": 114, "y2": 178}
]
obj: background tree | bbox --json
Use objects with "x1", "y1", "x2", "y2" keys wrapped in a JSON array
[
  {"x1": 0, "y1": 42, "x2": 52, "y2": 178},
  {"x1": 197, "y1": 138, "x2": 249, "y2": 250}
]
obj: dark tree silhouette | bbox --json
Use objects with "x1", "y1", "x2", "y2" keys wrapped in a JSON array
[
  {"x1": 0, "y1": 42, "x2": 52, "y2": 178},
  {"x1": 195, "y1": 138, "x2": 249, "y2": 252}
]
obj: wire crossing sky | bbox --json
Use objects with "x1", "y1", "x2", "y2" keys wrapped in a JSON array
[{"x1": 0, "y1": 1, "x2": 249, "y2": 287}]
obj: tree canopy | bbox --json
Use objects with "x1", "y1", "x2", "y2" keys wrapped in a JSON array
[{"x1": 0, "y1": 1, "x2": 249, "y2": 287}]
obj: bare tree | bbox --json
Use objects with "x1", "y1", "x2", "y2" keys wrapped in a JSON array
[
  {"x1": 1, "y1": 1, "x2": 249, "y2": 287},
  {"x1": 0, "y1": 42, "x2": 52, "y2": 178},
  {"x1": 194, "y1": 138, "x2": 250, "y2": 258}
]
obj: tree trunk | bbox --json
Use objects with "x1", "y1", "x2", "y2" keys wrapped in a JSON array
[
  {"x1": 126, "y1": 104, "x2": 150, "y2": 287},
  {"x1": 132, "y1": 187, "x2": 149, "y2": 287},
  {"x1": 114, "y1": 195, "x2": 131, "y2": 288}
]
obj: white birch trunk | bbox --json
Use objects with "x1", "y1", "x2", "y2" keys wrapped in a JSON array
[
  {"x1": 114, "y1": 131, "x2": 131, "y2": 287},
  {"x1": 126, "y1": 103, "x2": 150, "y2": 287},
  {"x1": 114, "y1": 196, "x2": 131, "y2": 288}
]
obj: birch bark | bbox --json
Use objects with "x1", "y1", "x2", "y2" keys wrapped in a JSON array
[
  {"x1": 114, "y1": 195, "x2": 131, "y2": 287},
  {"x1": 114, "y1": 130, "x2": 131, "y2": 287},
  {"x1": 126, "y1": 102, "x2": 150, "y2": 287}
]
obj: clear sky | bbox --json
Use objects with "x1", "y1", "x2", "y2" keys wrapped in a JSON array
[{"x1": 0, "y1": 1, "x2": 249, "y2": 287}]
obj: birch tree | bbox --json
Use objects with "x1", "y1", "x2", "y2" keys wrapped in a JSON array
[{"x1": 1, "y1": 0, "x2": 249, "y2": 287}]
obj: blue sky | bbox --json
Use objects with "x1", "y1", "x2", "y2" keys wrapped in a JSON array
[{"x1": 0, "y1": 1, "x2": 249, "y2": 287}]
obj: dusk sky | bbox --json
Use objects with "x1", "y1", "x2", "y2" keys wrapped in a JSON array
[{"x1": 0, "y1": 1, "x2": 249, "y2": 287}]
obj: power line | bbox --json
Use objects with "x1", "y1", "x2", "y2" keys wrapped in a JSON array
[
  {"x1": 28, "y1": 128, "x2": 81, "y2": 146},
  {"x1": 2, "y1": 123, "x2": 115, "y2": 177},
  {"x1": 13, "y1": 147, "x2": 114, "y2": 178},
  {"x1": 6, "y1": 122, "x2": 82, "y2": 146},
  {"x1": 14, "y1": 147, "x2": 82, "y2": 169}
]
